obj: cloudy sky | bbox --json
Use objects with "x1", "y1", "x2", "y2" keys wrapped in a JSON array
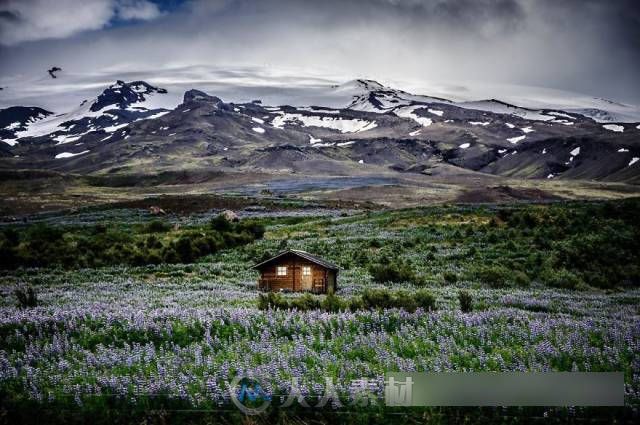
[{"x1": 1, "y1": 0, "x2": 639, "y2": 104}]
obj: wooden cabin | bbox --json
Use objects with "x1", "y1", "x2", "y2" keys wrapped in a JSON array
[{"x1": 252, "y1": 250, "x2": 338, "y2": 294}]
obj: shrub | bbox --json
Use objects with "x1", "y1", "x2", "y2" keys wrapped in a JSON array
[
  {"x1": 146, "y1": 234, "x2": 162, "y2": 249},
  {"x1": 540, "y1": 268, "x2": 583, "y2": 290},
  {"x1": 512, "y1": 270, "x2": 531, "y2": 287},
  {"x1": 415, "y1": 290, "x2": 436, "y2": 311},
  {"x1": 292, "y1": 293, "x2": 320, "y2": 311},
  {"x1": 392, "y1": 291, "x2": 418, "y2": 312},
  {"x1": 146, "y1": 250, "x2": 163, "y2": 265},
  {"x1": 3, "y1": 227, "x2": 19, "y2": 245},
  {"x1": 145, "y1": 220, "x2": 171, "y2": 233},
  {"x1": 361, "y1": 288, "x2": 436, "y2": 313},
  {"x1": 369, "y1": 261, "x2": 419, "y2": 285},
  {"x1": 257, "y1": 293, "x2": 270, "y2": 310},
  {"x1": 256, "y1": 289, "x2": 437, "y2": 313},
  {"x1": 161, "y1": 246, "x2": 180, "y2": 263},
  {"x1": 209, "y1": 214, "x2": 232, "y2": 232},
  {"x1": 174, "y1": 237, "x2": 197, "y2": 263},
  {"x1": 0, "y1": 217, "x2": 263, "y2": 270},
  {"x1": 458, "y1": 290, "x2": 472, "y2": 313},
  {"x1": 257, "y1": 292, "x2": 287, "y2": 310},
  {"x1": 239, "y1": 220, "x2": 266, "y2": 240},
  {"x1": 348, "y1": 297, "x2": 364, "y2": 312},
  {"x1": 15, "y1": 285, "x2": 37, "y2": 309},
  {"x1": 256, "y1": 251, "x2": 274, "y2": 264},
  {"x1": 321, "y1": 293, "x2": 345, "y2": 312},
  {"x1": 473, "y1": 264, "x2": 511, "y2": 288},
  {"x1": 369, "y1": 239, "x2": 383, "y2": 248},
  {"x1": 362, "y1": 288, "x2": 393, "y2": 309},
  {"x1": 443, "y1": 271, "x2": 458, "y2": 284}
]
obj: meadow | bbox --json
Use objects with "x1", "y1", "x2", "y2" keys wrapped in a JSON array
[{"x1": 0, "y1": 199, "x2": 639, "y2": 423}]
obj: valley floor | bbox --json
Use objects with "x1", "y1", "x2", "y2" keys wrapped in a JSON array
[{"x1": 1, "y1": 169, "x2": 640, "y2": 217}]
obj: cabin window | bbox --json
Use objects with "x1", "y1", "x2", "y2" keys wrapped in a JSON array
[
  {"x1": 302, "y1": 266, "x2": 311, "y2": 276},
  {"x1": 276, "y1": 266, "x2": 287, "y2": 276}
]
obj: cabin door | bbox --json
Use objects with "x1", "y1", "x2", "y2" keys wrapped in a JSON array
[{"x1": 301, "y1": 265, "x2": 313, "y2": 291}]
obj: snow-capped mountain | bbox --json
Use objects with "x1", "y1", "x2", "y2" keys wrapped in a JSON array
[
  {"x1": 8, "y1": 80, "x2": 170, "y2": 146},
  {"x1": 3, "y1": 66, "x2": 640, "y2": 123},
  {"x1": 1, "y1": 77, "x2": 639, "y2": 183},
  {"x1": 0, "y1": 107, "x2": 52, "y2": 146}
]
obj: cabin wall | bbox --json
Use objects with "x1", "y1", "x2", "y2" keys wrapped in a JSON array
[
  {"x1": 327, "y1": 270, "x2": 337, "y2": 294},
  {"x1": 258, "y1": 253, "x2": 332, "y2": 293}
]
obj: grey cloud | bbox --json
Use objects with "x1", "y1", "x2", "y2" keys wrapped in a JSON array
[
  {"x1": 0, "y1": 0, "x2": 162, "y2": 45},
  {"x1": 0, "y1": 0, "x2": 639, "y2": 104},
  {"x1": 116, "y1": 0, "x2": 162, "y2": 21}
]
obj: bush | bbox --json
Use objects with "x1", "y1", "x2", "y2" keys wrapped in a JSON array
[
  {"x1": 15, "y1": 285, "x2": 37, "y2": 309},
  {"x1": 145, "y1": 220, "x2": 171, "y2": 233},
  {"x1": 392, "y1": 290, "x2": 418, "y2": 312},
  {"x1": 292, "y1": 293, "x2": 320, "y2": 311},
  {"x1": 473, "y1": 264, "x2": 512, "y2": 288},
  {"x1": 257, "y1": 292, "x2": 288, "y2": 310},
  {"x1": 361, "y1": 288, "x2": 436, "y2": 313},
  {"x1": 540, "y1": 268, "x2": 584, "y2": 290},
  {"x1": 0, "y1": 217, "x2": 263, "y2": 270},
  {"x1": 321, "y1": 293, "x2": 345, "y2": 312},
  {"x1": 369, "y1": 239, "x2": 383, "y2": 248},
  {"x1": 239, "y1": 220, "x2": 266, "y2": 239},
  {"x1": 257, "y1": 289, "x2": 437, "y2": 313},
  {"x1": 512, "y1": 270, "x2": 531, "y2": 287},
  {"x1": 415, "y1": 290, "x2": 436, "y2": 311},
  {"x1": 458, "y1": 290, "x2": 472, "y2": 312},
  {"x1": 257, "y1": 293, "x2": 270, "y2": 310},
  {"x1": 174, "y1": 237, "x2": 197, "y2": 263},
  {"x1": 362, "y1": 288, "x2": 393, "y2": 309},
  {"x1": 348, "y1": 297, "x2": 364, "y2": 312},
  {"x1": 209, "y1": 214, "x2": 232, "y2": 232},
  {"x1": 443, "y1": 271, "x2": 458, "y2": 284},
  {"x1": 146, "y1": 234, "x2": 162, "y2": 249},
  {"x1": 369, "y1": 261, "x2": 420, "y2": 285}
]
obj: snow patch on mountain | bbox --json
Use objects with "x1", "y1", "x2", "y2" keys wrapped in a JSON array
[
  {"x1": 55, "y1": 150, "x2": 89, "y2": 159},
  {"x1": 394, "y1": 105, "x2": 432, "y2": 127},
  {"x1": 602, "y1": 124, "x2": 624, "y2": 132},
  {"x1": 507, "y1": 135, "x2": 526, "y2": 144},
  {"x1": 271, "y1": 112, "x2": 377, "y2": 133}
]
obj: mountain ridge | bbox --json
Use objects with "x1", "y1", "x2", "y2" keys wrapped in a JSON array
[{"x1": 1, "y1": 78, "x2": 639, "y2": 185}]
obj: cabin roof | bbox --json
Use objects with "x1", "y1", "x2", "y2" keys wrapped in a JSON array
[{"x1": 252, "y1": 249, "x2": 339, "y2": 270}]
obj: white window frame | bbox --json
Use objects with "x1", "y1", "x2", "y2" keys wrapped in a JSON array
[
  {"x1": 276, "y1": 266, "x2": 287, "y2": 276},
  {"x1": 302, "y1": 266, "x2": 311, "y2": 276}
]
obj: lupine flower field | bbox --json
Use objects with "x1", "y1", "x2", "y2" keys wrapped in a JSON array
[{"x1": 0, "y1": 199, "x2": 639, "y2": 423}]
